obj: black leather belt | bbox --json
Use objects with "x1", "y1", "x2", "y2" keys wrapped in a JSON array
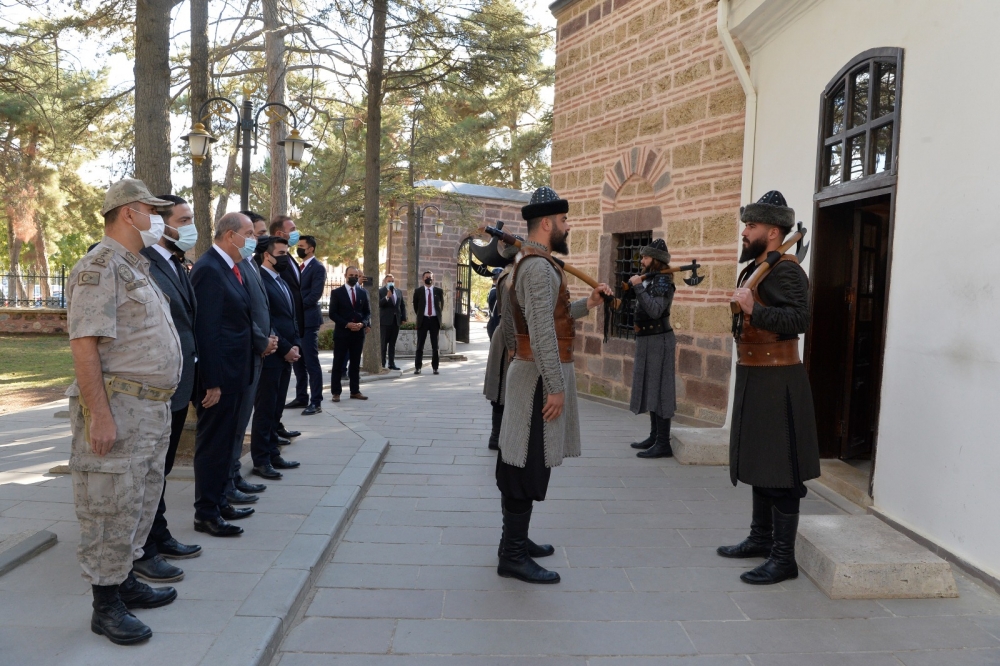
[{"x1": 634, "y1": 319, "x2": 672, "y2": 337}]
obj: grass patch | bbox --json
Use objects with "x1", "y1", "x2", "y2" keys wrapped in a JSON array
[{"x1": 0, "y1": 334, "x2": 75, "y2": 413}]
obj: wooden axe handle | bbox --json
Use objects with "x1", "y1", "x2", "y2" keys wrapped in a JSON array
[
  {"x1": 729, "y1": 231, "x2": 804, "y2": 314},
  {"x1": 621, "y1": 262, "x2": 699, "y2": 292}
]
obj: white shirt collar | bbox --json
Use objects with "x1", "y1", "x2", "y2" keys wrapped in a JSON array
[
  {"x1": 212, "y1": 244, "x2": 236, "y2": 269},
  {"x1": 152, "y1": 244, "x2": 177, "y2": 274},
  {"x1": 261, "y1": 264, "x2": 279, "y2": 279},
  {"x1": 301, "y1": 256, "x2": 314, "y2": 270}
]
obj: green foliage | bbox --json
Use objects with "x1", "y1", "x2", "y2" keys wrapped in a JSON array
[{"x1": 318, "y1": 327, "x2": 335, "y2": 350}]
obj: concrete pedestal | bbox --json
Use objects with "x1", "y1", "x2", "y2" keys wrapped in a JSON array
[
  {"x1": 798, "y1": 515, "x2": 959, "y2": 599},
  {"x1": 672, "y1": 426, "x2": 729, "y2": 465}
]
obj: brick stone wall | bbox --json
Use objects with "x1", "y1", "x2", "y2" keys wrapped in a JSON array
[
  {"x1": 387, "y1": 196, "x2": 527, "y2": 295},
  {"x1": 551, "y1": 0, "x2": 746, "y2": 424},
  {"x1": 0, "y1": 308, "x2": 68, "y2": 334}
]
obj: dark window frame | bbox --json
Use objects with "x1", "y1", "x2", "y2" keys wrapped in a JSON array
[
  {"x1": 611, "y1": 230, "x2": 652, "y2": 340},
  {"x1": 815, "y1": 47, "x2": 903, "y2": 201}
]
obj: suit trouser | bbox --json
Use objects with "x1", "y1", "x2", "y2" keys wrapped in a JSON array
[
  {"x1": 415, "y1": 318, "x2": 440, "y2": 370},
  {"x1": 226, "y1": 359, "x2": 261, "y2": 498},
  {"x1": 294, "y1": 326, "x2": 323, "y2": 405},
  {"x1": 141, "y1": 404, "x2": 189, "y2": 558},
  {"x1": 332, "y1": 333, "x2": 364, "y2": 395},
  {"x1": 69, "y1": 393, "x2": 170, "y2": 585},
  {"x1": 251, "y1": 362, "x2": 289, "y2": 466},
  {"x1": 274, "y1": 362, "x2": 292, "y2": 431},
  {"x1": 194, "y1": 390, "x2": 245, "y2": 521},
  {"x1": 381, "y1": 324, "x2": 399, "y2": 367}
]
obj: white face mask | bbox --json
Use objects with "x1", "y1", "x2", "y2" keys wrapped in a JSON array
[
  {"x1": 172, "y1": 222, "x2": 198, "y2": 252},
  {"x1": 130, "y1": 208, "x2": 164, "y2": 248}
]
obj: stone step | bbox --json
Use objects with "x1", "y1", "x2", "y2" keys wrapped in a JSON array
[
  {"x1": 797, "y1": 514, "x2": 958, "y2": 599},
  {"x1": 815, "y1": 459, "x2": 873, "y2": 508},
  {"x1": 672, "y1": 426, "x2": 728, "y2": 465}
]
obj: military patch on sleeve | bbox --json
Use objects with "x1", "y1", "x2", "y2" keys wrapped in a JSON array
[
  {"x1": 117, "y1": 265, "x2": 135, "y2": 282},
  {"x1": 78, "y1": 271, "x2": 101, "y2": 286},
  {"x1": 125, "y1": 278, "x2": 148, "y2": 291},
  {"x1": 91, "y1": 247, "x2": 114, "y2": 267}
]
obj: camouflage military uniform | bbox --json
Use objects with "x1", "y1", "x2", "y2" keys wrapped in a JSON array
[{"x1": 66, "y1": 236, "x2": 182, "y2": 586}]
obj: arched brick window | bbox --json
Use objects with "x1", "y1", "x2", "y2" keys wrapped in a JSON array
[{"x1": 819, "y1": 48, "x2": 903, "y2": 191}]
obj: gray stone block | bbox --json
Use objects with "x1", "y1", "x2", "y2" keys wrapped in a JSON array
[
  {"x1": 0, "y1": 530, "x2": 56, "y2": 578},
  {"x1": 797, "y1": 515, "x2": 959, "y2": 599},
  {"x1": 298, "y1": 506, "x2": 349, "y2": 536},
  {"x1": 201, "y1": 615, "x2": 281, "y2": 666},
  {"x1": 672, "y1": 427, "x2": 729, "y2": 466},
  {"x1": 272, "y1": 534, "x2": 330, "y2": 571}
]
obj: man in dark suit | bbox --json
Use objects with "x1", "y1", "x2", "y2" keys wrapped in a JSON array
[
  {"x1": 379, "y1": 273, "x2": 406, "y2": 370},
  {"x1": 251, "y1": 237, "x2": 302, "y2": 480},
  {"x1": 292, "y1": 235, "x2": 326, "y2": 415},
  {"x1": 189, "y1": 212, "x2": 257, "y2": 537},
  {"x1": 223, "y1": 213, "x2": 276, "y2": 512},
  {"x1": 329, "y1": 265, "x2": 370, "y2": 401},
  {"x1": 134, "y1": 195, "x2": 201, "y2": 583},
  {"x1": 412, "y1": 270, "x2": 445, "y2": 375}
]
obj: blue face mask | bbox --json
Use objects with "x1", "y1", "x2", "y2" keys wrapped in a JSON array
[
  {"x1": 235, "y1": 234, "x2": 257, "y2": 260},
  {"x1": 288, "y1": 230, "x2": 300, "y2": 246},
  {"x1": 173, "y1": 223, "x2": 198, "y2": 252}
]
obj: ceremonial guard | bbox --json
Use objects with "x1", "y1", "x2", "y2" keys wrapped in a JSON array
[
  {"x1": 66, "y1": 179, "x2": 183, "y2": 644},
  {"x1": 718, "y1": 191, "x2": 820, "y2": 585},
  {"x1": 475, "y1": 237, "x2": 520, "y2": 451},
  {"x1": 496, "y1": 187, "x2": 611, "y2": 584},
  {"x1": 626, "y1": 238, "x2": 677, "y2": 459}
]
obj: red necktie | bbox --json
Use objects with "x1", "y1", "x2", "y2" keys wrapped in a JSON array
[
  {"x1": 426, "y1": 288, "x2": 431, "y2": 316},
  {"x1": 350, "y1": 287, "x2": 356, "y2": 308},
  {"x1": 233, "y1": 264, "x2": 243, "y2": 285}
]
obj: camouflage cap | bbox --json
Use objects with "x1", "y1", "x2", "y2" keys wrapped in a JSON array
[{"x1": 100, "y1": 178, "x2": 173, "y2": 215}]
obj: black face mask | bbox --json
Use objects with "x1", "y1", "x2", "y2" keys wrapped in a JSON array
[
  {"x1": 424, "y1": 277, "x2": 433, "y2": 285},
  {"x1": 347, "y1": 276, "x2": 359, "y2": 286},
  {"x1": 272, "y1": 254, "x2": 290, "y2": 272},
  {"x1": 296, "y1": 248, "x2": 307, "y2": 259}
]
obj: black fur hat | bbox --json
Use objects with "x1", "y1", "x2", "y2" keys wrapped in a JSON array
[
  {"x1": 521, "y1": 186, "x2": 569, "y2": 221},
  {"x1": 740, "y1": 190, "x2": 794, "y2": 230},
  {"x1": 639, "y1": 238, "x2": 670, "y2": 265}
]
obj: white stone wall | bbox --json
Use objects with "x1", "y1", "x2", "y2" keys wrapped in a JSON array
[{"x1": 731, "y1": 0, "x2": 1000, "y2": 578}]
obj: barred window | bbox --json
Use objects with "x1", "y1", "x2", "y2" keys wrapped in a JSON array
[{"x1": 611, "y1": 231, "x2": 651, "y2": 340}]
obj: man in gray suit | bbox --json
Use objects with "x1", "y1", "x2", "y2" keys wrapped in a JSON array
[
  {"x1": 224, "y1": 210, "x2": 277, "y2": 513},
  {"x1": 135, "y1": 195, "x2": 202, "y2": 583}
]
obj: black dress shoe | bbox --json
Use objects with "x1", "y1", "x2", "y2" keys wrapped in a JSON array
[
  {"x1": 414, "y1": 368, "x2": 421, "y2": 375},
  {"x1": 225, "y1": 488, "x2": 258, "y2": 504},
  {"x1": 235, "y1": 476, "x2": 266, "y2": 494},
  {"x1": 194, "y1": 516, "x2": 243, "y2": 537},
  {"x1": 253, "y1": 464, "x2": 283, "y2": 480},
  {"x1": 276, "y1": 436, "x2": 291, "y2": 446},
  {"x1": 119, "y1": 570, "x2": 177, "y2": 609},
  {"x1": 158, "y1": 537, "x2": 201, "y2": 560},
  {"x1": 220, "y1": 505, "x2": 254, "y2": 520},
  {"x1": 276, "y1": 427, "x2": 301, "y2": 438},
  {"x1": 271, "y1": 455, "x2": 300, "y2": 469},
  {"x1": 132, "y1": 555, "x2": 184, "y2": 583},
  {"x1": 302, "y1": 404, "x2": 322, "y2": 415},
  {"x1": 284, "y1": 398, "x2": 309, "y2": 409},
  {"x1": 389, "y1": 365, "x2": 401, "y2": 370},
  {"x1": 433, "y1": 369, "x2": 439, "y2": 375}
]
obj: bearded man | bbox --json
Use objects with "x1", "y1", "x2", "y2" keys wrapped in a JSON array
[
  {"x1": 495, "y1": 186, "x2": 612, "y2": 584},
  {"x1": 717, "y1": 190, "x2": 820, "y2": 585}
]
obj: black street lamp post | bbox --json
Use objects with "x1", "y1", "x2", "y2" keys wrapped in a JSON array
[{"x1": 182, "y1": 95, "x2": 311, "y2": 210}]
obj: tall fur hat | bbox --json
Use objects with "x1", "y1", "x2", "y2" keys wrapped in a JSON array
[
  {"x1": 740, "y1": 190, "x2": 794, "y2": 230},
  {"x1": 639, "y1": 238, "x2": 670, "y2": 265},
  {"x1": 521, "y1": 186, "x2": 569, "y2": 221}
]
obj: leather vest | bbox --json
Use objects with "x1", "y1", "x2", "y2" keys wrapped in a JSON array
[
  {"x1": 633, "y1": 273, "x2": 674, "y2": 336},
  {"x1": 735, "y1": 255, "x2": 801, "y2": 367},
  {"x1": 508, "y1": 245, "x2": 575, "y2": 363}
]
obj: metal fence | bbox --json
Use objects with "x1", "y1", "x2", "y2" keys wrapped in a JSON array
[
  {"x1": 1, "y1": 267, "x2": 68, "y2": 308},
  {"x1": 317, "y1": 277, "x2": 345, "y2": 310}
]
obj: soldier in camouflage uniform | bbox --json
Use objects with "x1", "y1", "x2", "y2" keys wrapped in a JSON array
[{"x1": 66, "y1": 179, "x2": 183, "y2": 645}]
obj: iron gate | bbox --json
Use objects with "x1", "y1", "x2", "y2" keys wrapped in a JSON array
[{"x1": 454, "y1": 238, "x2": 472, "y2": 343}]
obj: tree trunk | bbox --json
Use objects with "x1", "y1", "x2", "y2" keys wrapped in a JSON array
[
  {"x1": 361, "y1": 0, "x2": 387, "y2": 374},
  {"x1": 509, "y1": 111, "x2": 521, "y2": 190},
  {"x1": 190, "y1": 0, "x2": 212, "y2": 258},
  {"x1": 134, "y1": 0, "x2": 174, "y2": 194},
  {"x1": 406, "y1": 108, "x2": 418, "y2": 291},
  {"x1": 263, "y1": 0, "x2": 289, "y2": 219},
  {"x1": 215, "y1": 145, "x2": 240, "y2": 222}
]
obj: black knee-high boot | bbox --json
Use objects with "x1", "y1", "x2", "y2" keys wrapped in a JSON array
[
  {"x1": 740, "y1": 506, "x2": 799, "y2": 585},
  {"x1": 637, "y1": 415, "x2": 672, "y2": 458},
  {"x1": 717, "y1": 491, "x2": 773, "y2": 558},
  {"x1": 498, "y1": 497, "x2": 554, "y2": 558},
  {"x1": 497, "y1": 503, "x2": 560, "y2": 584},
  {"x1": 488, "y1": 402, "x2": 503, "y2": 451},
  {"x1": 630, "y1": 412, "x2": 657, "y2": 449}
]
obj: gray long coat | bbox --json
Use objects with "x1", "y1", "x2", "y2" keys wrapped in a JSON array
[
  {"x1": 629, "y1": 277, "x2": 677, "y2": 418},
  {"x1": 483, "y1": 267, "x2": 512, "y2": 404}
]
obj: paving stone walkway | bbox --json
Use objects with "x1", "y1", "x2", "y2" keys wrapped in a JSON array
[{"x1": 274, "y1": 325, "x2": 1000, "y2": 666}]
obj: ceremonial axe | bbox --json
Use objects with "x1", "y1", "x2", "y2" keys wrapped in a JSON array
[{"x1": 729, "y1": 222, "x2": 810, "y2": 316}]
